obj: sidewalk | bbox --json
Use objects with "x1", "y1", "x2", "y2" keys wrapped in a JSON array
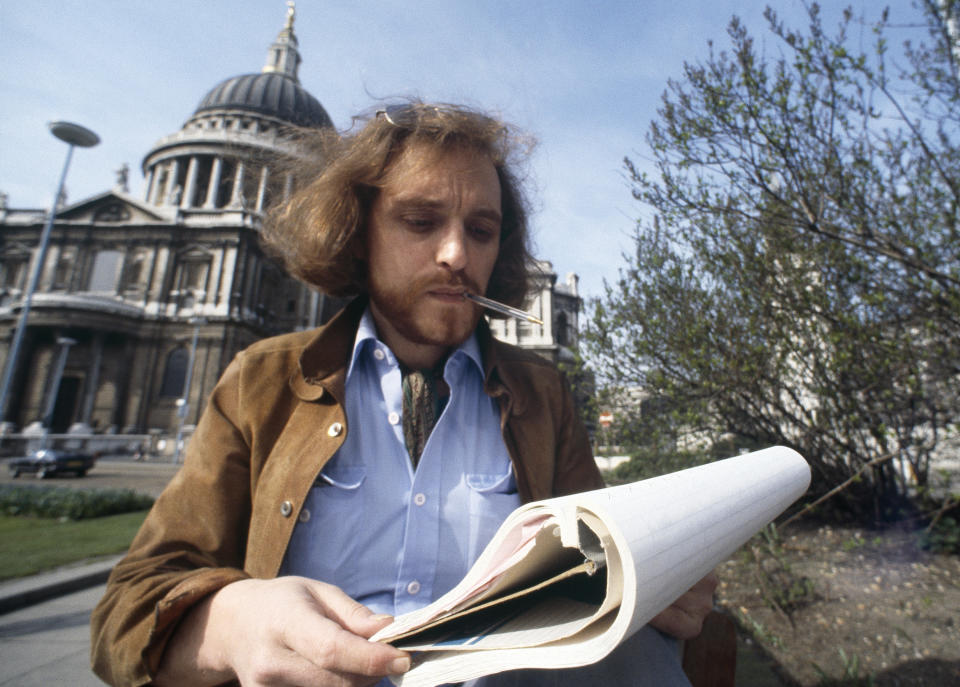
[
  {"x1": 0, "y1": 555, "x2": 121, "y2": 616},
  {"x1": 0, "y1": 568, "x2": 114, "y2": 686}
]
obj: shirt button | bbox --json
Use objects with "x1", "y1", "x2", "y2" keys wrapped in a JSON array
[
  {"x1": 388, "y1": 411, "x2": 400, "y2": 425},
  {"x1": 406, "y1": 580, "x2": 421, "y2": 595},
  {"x1": 280, "y1": 500, "x2": 293, "y2": 517},
  {"x1": 327, "y1": 422, "x2": 343, "y2": 437},
  {"x1": 373, "y1": 348, "x2": 385, "y2": 360},
  {"x1": 298, "y1": 508, "x2": 311, "y2": 523},
  {"x1": 413, "y1": 493, "x2": 426, "y2": 506}
]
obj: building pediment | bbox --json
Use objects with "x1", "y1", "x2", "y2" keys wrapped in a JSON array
[{"x1": 56, "y1": 191, "x2": 170, "y2": 224}]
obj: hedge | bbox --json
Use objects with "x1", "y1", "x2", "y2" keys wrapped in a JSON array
[{"x1": 0, "y1": 484, "x2": 154, "y2": 520}]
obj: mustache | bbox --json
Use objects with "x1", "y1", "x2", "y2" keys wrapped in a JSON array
[{"x1": 418, "y1": 273, "x2": 482, "y2": 295}]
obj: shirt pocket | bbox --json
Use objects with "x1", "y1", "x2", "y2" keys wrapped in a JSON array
[
  {"x1": 281, "y1": 464, "x2": 367, "y2": 584},
  {"x1": 465, "y1": 468, "x2": 515, "y2": 493},
  {"x1": 463, "y1": 462, "x2": 522, "y2": 561},
  {"x1": 317, "y1": 463, "x2": 367, "y2": 489}
]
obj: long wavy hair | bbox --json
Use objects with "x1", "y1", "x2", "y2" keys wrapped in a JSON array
[{"x1": 261, "y1": 101, "x2": 536, "y2": 309}]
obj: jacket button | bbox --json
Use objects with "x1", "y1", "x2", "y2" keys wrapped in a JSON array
[
  {"x1": 298, "y1": 508, "x2": 311, "y2": 523},
  {"x1": 280, "y1": 500, "x2": 293, "y2": 517},
  {"x1": 327, "y1": 422, "x2": 343, "y2": 437}
]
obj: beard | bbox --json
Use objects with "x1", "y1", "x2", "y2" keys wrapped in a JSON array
[{"x1": 368, "y1": 272, "x2": 484, "y2": 350}]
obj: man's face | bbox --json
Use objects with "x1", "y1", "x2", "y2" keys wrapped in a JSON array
[{"x1": 365, "y1": 143, "x2": 502, "y2": 366}]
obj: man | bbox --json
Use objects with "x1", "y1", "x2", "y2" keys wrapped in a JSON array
[{"x1": 90, "y1": 103, "x2": 715, "y2": 687}]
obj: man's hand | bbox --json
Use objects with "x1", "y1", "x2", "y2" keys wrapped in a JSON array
[
  {"x1": 649, "y1": 571, "x2": 718, "y2": 640},
  {"x1": 155, "y1": 576, "x2": 410, "y2": 687}
]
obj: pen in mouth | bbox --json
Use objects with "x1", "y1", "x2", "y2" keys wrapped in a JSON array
[{"x1": 462, "y1": 292, "x2": 544, "y2": 325}]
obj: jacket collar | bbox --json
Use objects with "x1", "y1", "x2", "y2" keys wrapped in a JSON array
[
  {"x1": 289, "y1": 296, "x2": 368, "y2": 404},
  {"x1": 477, "y1": 318, "x2": 529, "y2": 417}
]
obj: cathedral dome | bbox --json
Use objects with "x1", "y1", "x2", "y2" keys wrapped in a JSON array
[
  {"x1": 194, "y1": 72, "x2": 332, "y2": 128},
  {"x1": 141, "y1": 4, "x2": 334, "y2": 212}
]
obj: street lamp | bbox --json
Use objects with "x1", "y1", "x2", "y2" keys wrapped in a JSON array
[{"x1": 0, "y1": 121, "x2": 100, "y2": 427}]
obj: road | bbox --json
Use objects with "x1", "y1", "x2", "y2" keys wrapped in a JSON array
[{"x1": 0, "y1": 456, "x2": 180, "y2": 498}]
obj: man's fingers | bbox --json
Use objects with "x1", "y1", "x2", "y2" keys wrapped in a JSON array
[
  {"x1": 294, "y1": 622, "x2": 410, "y2": 678},
  {"x1": 649, "y1": 570, "x2": 718, "y2": 640},
  {"x1": 283, "y1": 603, "x2": 409, "y2": 678},
  {"x1": 305, "y1": 580, "x2": 395, "y2": 638},
  {"x1": 242, "y1": 648, "x2": 387, "y2": 687},
  {"x1": 649, "y1": 604, "x2": 704, "y2": 640},
  {"x1": 691, "y1": 571, "x2": 719, "y2": 595}
]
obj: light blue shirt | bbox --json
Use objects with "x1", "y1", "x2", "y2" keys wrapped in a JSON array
[{"x1": 280, "y1": 308, "x2": 522, "y2": 616}]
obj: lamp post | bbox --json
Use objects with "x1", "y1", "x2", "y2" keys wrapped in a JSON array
[{"x1": 0, "y1": 121, "x2": 100, "y2": 427}]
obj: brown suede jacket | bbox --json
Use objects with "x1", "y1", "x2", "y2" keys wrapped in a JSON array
[{"x1": 89, "y1": 298, "x2": 604, "y2": 687}]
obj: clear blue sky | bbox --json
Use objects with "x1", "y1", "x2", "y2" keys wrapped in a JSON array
[{"x1": 1, "y1": 0, "x2": 876, "y2": 301}]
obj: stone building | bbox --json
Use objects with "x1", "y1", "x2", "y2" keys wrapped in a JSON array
[
  {"x1": 487, "y1": 261, "x2": 582, "y2": 365},
  {"x1": 0, "y1": 6, "x2": 580, "y2": 441}
]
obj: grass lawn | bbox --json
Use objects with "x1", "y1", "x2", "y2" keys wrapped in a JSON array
[{"x1": 0, "y1": 511, "x2": 147, "y2": 582}]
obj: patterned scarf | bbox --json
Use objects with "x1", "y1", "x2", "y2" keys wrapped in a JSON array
[{"x1": 400, "y1": 359, "x2": 450, "y2": 466}]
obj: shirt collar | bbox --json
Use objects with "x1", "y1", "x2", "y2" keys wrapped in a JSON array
[
  {"x1": 345, "y1": 308, "x2": 382, "y2": 383},
  {"x1": 347, "y1": 306, "x2": 485, "y2": 383}
]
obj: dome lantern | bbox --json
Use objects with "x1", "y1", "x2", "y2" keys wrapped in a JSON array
[
  {"x1": 189, "y1": 1, "x2": 330, "y2": 129},
  {"x1": 262, "y1": 1, "x2": 301, "y2": 82}
]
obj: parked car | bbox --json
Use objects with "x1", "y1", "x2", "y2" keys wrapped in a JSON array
[{"x1": 7, "y1": 449, "x2": 97, "y2": 478}]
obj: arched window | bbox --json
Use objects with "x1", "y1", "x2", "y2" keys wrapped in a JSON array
[{"x1": 159, "y1": 347, "x2": 189, "y2": 398}]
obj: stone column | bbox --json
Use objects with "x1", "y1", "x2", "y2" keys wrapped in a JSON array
[
  {"x1": 541, "y1": 286, "x2": 552, "y2": 343},
  {"x1": 40, "y1": 335, "x2": 75, "y2": 428},
  {"x1": 166, "y1": 159, "x2": 182, "y2": 205},
  {"x1": 117, "y1": 337, "x2": 140, "y2": 432},
  {"x1": 219, "y1": 246, "x2": 237, "y2": 312},
  {"x1": 144, "y1": 168, "x2": 156, "y2": 204},
  {"x1": 21, "y1": 343, "x2": 56, "y2": 429},
  {"x1": 203, "y1": 157, "x2": 223, "y2": 209},
  {"x1": 80, "y1": 333, "x2": 104, "y2": 426},
  {"x1": 182, "y1": 156, "x2": 199, "y2": 208},
  {"x1": 40, "y1": 245, "x2": 61, "y2": 291},
  {"x1": 256, "y1": 166, "x2": 269, "y2": 211},
  {"x1": 229, "y1": 161, "x2": 246, "y2": 208}
]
